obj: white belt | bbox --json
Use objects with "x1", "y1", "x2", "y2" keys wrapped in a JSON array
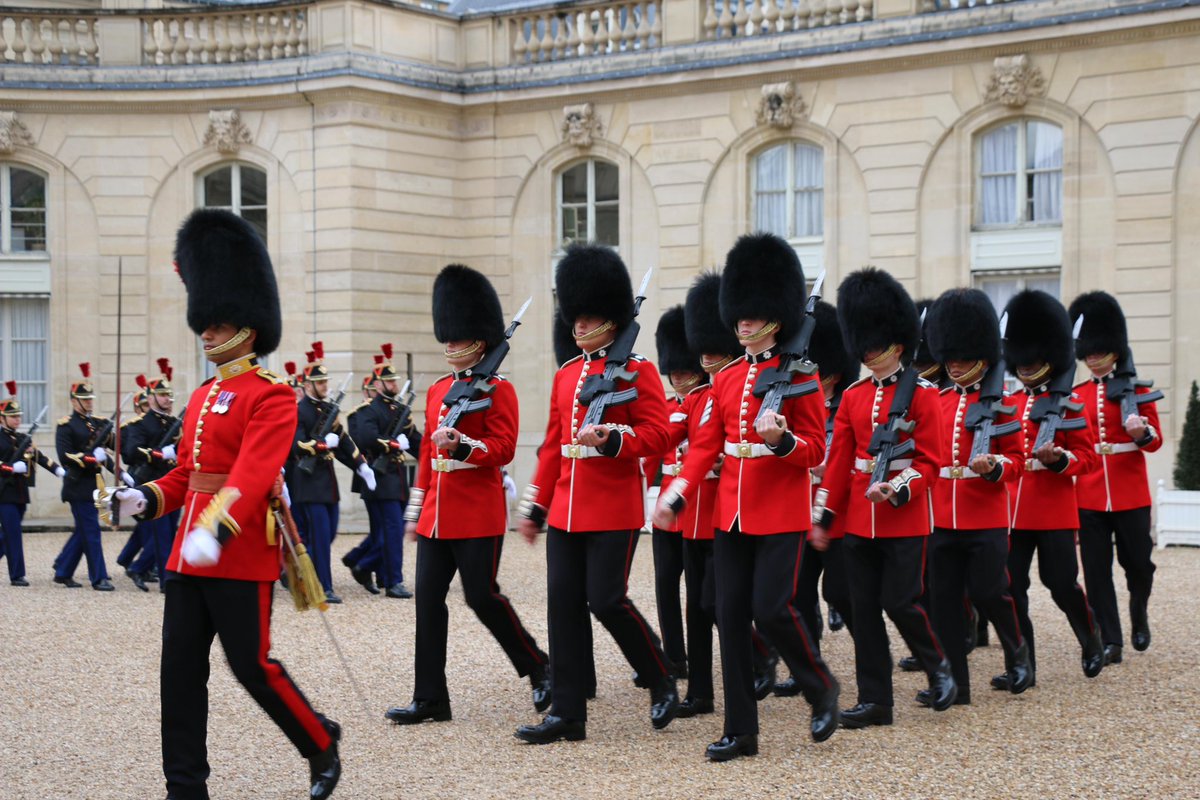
[
  {"x1": 724, "y1": 441, "x2": 772, "y2": 459},
  {"x1": 855, "y1": 457, "x2": 913, "y2": 474},
  {"x1": 666, "y1": 463, "x2": 683, "y2": 477},
  {"x1": 939, "y1": 466, "x2": 980, "y2": 480},
  {"x1": 1025, "y1": 459, "x2": 1047, "y2": 472},
  {"x1": 431, "y1": 457, "x2": 478, "y2": 473},
  {"x1": 562, "y1": 444, "x2": 603, "y2": 459},
  {"x1": 1096, "y1": 442, "x2": 1138, "y2": 455}
]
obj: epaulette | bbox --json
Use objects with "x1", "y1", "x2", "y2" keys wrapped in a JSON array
[
  {"x1": 350, "y1": 401, "x2": 371, "y2": 412},
  {"x1": 917, "y1": 378, "x2": 937, "y2": 389},
  {"x1": 717, "y1": 356, "x2": 745, "y2": 375},
  {"x1": 57, "y1": 415, "x2": 71, "y2": 425},
  {"x1": 630, "y1": 354, "x2": 647, "y2": 362},
  {"x1": 120, "y1": 414, "x2": 143, "y2": 428},
  {"x1": 255, "y1": 367, "x2": 286, "y2": 385},
  {"x1": 493, "y1": 374, "x2": 509, "y2": 382},
  {"x1": 939, "y1": 386, "x2": 954, "y2": 396}
]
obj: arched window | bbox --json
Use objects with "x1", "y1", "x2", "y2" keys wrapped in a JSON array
[
  {"x1": 557, "y1": 159, "x2": 618, "y2": 248},
  {"x1": 1, "y1": 164, "x2": 46, "y2": 254},
  {"x1": 197, "y1": 163, "x2": 267, "y2": 240},
  {"x1": 752, "y1": 142, "x2": 823, "y2": 240},
  {"x1": 976, "y1": 119, "x2": 1062, "y2": 227}
]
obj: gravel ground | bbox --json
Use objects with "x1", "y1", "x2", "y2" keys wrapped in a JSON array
[{"x1": 1, "y1": 530, "x2": 1198, "y2": 800}]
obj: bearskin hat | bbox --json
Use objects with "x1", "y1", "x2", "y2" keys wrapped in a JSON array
[
  {"x1": 719, "y1": 232, "x2": 807, "y2": 342},
  {"x1": 808, "y1": 301, "x2": 859, "y2": 389},
  {"x1": 655, "y1": 305, "x2": 699, "y2": 376},
  {"x1": 836, "y1": 268, "x2": 920, "y2": 365},
  {"x1": 174, "y1": 208, "x2": 281, "y2": 356},
  {"x1": 1068, "y1": 291, "x2": 1128, "y2": 361},
  {"x1": 432, "y1": 264, "x2": 506, "y2": 350},
  {"x1": 555, "y1": 244, "x2": 634, "y2": 330},
  {"x1": 1002, "y1": 290, "x2": 1075, "y2": 378},
  {"x1": 928, "y1": 288, "x2": 1001, "y2": 365},
  {"x1": 552, "y1": 311, "x2": 579, "y2": 367},
  {"x1": 685, "y1": 272, "x2": 741, "y2": 359}
]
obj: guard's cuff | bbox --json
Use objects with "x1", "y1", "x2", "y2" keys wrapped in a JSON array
[
  {"x1": 518, "y1": 484, "x2": 546, "y2": 527},
  {"x1": 138, "y1": 481, "x2": 165, "y2": 521},
  {"x1": 659, "y1": 478, "x2": 689, "y2": 514},
  {"x1": 1135, "y1": 427, "x2": 1157, "y2": 448},
  {"x1": 983, "y1": 457, "x2": 1008, "y2": 483},
  {"x1": 598, "y1": 428, "x2": 623, "y2": 458},
  {"x1": 403, "y1": 488, "x2": 425, "y2": 523},
  {"x1": 767, "y1": 430, "x2": 798, "y2": 458},
  {"x1": 1048, "y1": 452, "x2": 1074, "y2": 474},
  {"x1": 887, "y1": 467, "x2": 919, "y2": 507},
  {"x1": 811, "y1": 488, "x2": 833, "y2": 528},
  {"x1": 196, "y1": 487, "x2": 242, "y2": 545}
]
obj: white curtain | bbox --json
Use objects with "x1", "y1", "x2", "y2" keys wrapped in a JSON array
[
  {"x1": 980, "y1": 123, "x2": 1017, "y2": 225},
  {"x1": 793, "y1": 144, "x2": 823, "y2": 237},
  {"x1": 1027, "y1": 121, "x2": 1062, "y2": 223},
  {"x1": 754, "y1": 144, "x2": 787, "y2": 236},
  {"x1": 6, "y1": 298, "x2": 48, "y2": 417}
]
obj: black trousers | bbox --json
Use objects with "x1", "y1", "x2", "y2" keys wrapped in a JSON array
[
  {"x1": 795, "y1": 540, "x2": 826, "y2": 652},
  {"x1": 161, "y1": 574, "x2": 330, "y2": 800},
  {"x1": 714, "y1": 527, "x2": 836, "y2": 736},
  {"x1": 844, "y1": 534, "x2": 945, "y2": 706},
  {"x1": 1008, "y1": 529, "x2": 1097, "y2": 672},
  {"x1": 821, "y1": 538, "x2": 854, "y2": 636},
  {"x1": 546, "y1": 527, "x2": 669, "y2": 721},
  {"x1": 681, "y1": 538, "x2": 716, "y2": 701},
  {"x1": 413, "y1": 534, "x2": 548, "y2": 702},
  {"x1": 1078, "y1": 507, "x2": 1155, "y2": 647},
  {"x1": 929, "y1": 528, "x2": 1024, "y2": 693},
  {"x1": 651, "y1": 527, "x2": 687, "y2": 669}
]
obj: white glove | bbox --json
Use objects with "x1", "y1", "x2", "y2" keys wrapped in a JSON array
[
  {"x1": 10, "y1": 461, "x2": 27, "y2": 474},
  {"x1": 394, "y1": 433, "x2": 410, "y2": 451},
  {"x1": 281, "y1": 480, "x2": 292, "y2": 508},
  {"x1": 92, "y1": 446, "x2": 107, "y2": 463},
  {"x1": 357, "y1": 462, "x2": 377, "y2": 492},
  {"x1": 161, "y1": 444, "x2": 177, "y2": 462},
  {"x1": 54, "y1": 466, "x2": 66, "y2": 478},
  {"x1": 181, "y1": 527, "x2": 221, "y2": 567},
  {"x1": 503, "y1": 473, "x2": 517, "y2": 500},
  {"x1": 324, "y1": 432, "x2": 340, "y2": 449},
  {"x1": 114, "y1": 487, "x2": 147, "y2": 517}
]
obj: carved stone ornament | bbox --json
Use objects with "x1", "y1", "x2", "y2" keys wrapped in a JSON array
[
  {"x1": 755, "y1": 82, "x2": 806, "y2": 129},
  {"x1": 202, "y1": 109, "x2": 253, "y2": 154},
  {"x1": 561, "y1": 103, "x2": 603, "y2": 149},
  {"x1": 0, "y1": 112, "x2": 35, "y2": 154},
  {"x1": 984, "y1": 55, "x2": 1047, "y2": 108}
]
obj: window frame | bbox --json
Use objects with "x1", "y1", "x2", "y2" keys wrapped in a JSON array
[
  {"x1": 0, "y1": 296, "x2": 49, "y2": 417},
  {"x1": 0, "y1": 164, "x2": 49, "y2": 257},
  {"x1": 974, "y1": 118, "x2": 1063, "y2": 230},
  {"x1": 750, "y1": 140, "x2": 825, "y2": 244},
  {"x1": 195, "y1": 161, "x2": 268, "y2": 238},
  {"x1": 556, "y1": 158, "x2": 619, "y2": 250}
]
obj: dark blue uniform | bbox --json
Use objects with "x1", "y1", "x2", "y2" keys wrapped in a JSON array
[
  {"x1": 121, "y1": 409, "x2": 182, "y2": 588},
  {"x1": 53, "y1": 411, "x2": 114, "y2": 587},
  {"x1": 0, "y1": 423, "x2": 60, "y2": 584}
]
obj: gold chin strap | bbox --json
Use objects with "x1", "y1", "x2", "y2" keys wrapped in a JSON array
[
  {"x1": 919, "y1": 364, "x2": 942, "y2": 381},
  {"x1": 1019, "y1": 362, "x2": 1052, "y2": 386},
  {"x1": 444, "y1": 340, "x2": 483, "y2": 360},
  {"x1": 740, "y1": 321, "x2": 779, "y2": 343},
  {"x1": 673, "y1": 374, "x2": 701, "y2": 392},
  {"x1": 575, "y1": 320, "x2": 615, "y2": 343},
  {"x1": 1090, "y1": 352, "x2": 1117, "y2": 370},
  {"x1": 953, "y1": 360, "x2": 987, "y2": 386},
  {"x1": 206, "y1": 326, "x2": 253, "y2": 357},
  {"x1": 702, "y1": 355, "x2": 733, "y2": 374},
  {"x1": 865, "y1": 344, "x2": 900, "y2": 369}
]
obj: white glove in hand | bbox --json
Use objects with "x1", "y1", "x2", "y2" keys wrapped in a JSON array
[
  {"x1": 395, "y1": 433, "x2": 410, "y2": 451},
  {"x1": 357, "y1": 462, "x2": 377, "y2": 492},
  {"x1": 324, "y1": 432, "x2": 340, "y2": 449},
  {"x1": 121, "y1": 471, "x2": 136, "y2": 487},
  {"x1": 503, "y1": 473, "x2": 517, "y2": 500},
  {"x1": 92, "y1": 447, "x2": 107, "y2": 463},
  {"x1": 161, "y1": 444, "x2": 177, "y2": 462},
  {"x1": 114, "y1": 487, "x2": 147, "y2": 517},
  {"x1": 11, "y1": 461, "x2": 27, "y2": 474},
  {"x1": 181, "y1": 527, "x2": 221, "y2": 567},
  {"x1": 54, "y1": 466, "x2": 66, "y2": 478}
]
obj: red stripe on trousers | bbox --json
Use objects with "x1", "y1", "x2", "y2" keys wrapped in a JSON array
[{"x1": 257, "y1": 582, "x2": 330, "y2": 750}]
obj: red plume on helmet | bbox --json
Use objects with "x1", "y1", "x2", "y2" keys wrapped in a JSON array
[
  {"x1": 71, "y1": 362, "x2": 95, "y2": 399},
  {"x1": 285, "y1": 361, "x2": 297, "y2": 377},
  {"x1": 135, "y1": 374, "x2": 148, "y2": 389},
  {"x1": 304, "y1": 351, "x2": 314, "y2": 365},
  {"x1": 381, "y1": 343, "x2": 393, "y2": 360},
  {"x1": 0, "y1": 381, "x2": 19, "y2": 415},
  {"x1": 303, "y1": 342, "x2": 329, "y2": 382},
  {"x1": 79, "y1": 362, "x2": 91, "y2": 378},
  {"x1": 311, "y1": 341, "x2": 324, "y2": 361},
  {"x1": 4, "y1": 381, "x2": 15, "y2": 397},
  {"x1": 165, "y1": 365, "x2": 174, "y2": 381},
  {"x1": 373, "y1": 355, "x2": 383, "y2": 365},
  {"x1": 157, "y1": 357, "x2": 171, "y2": 374},
  {"x1": 373, "y1": 343, "x2": 400, "y2": 381}
]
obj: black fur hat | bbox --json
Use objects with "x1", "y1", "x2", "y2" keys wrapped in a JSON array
[
  {"x1": 684, "y1": 272, "x2": 741, "y2": 358},
  {"x1": 655, "y1": 305, "x2": 699, "y2": 376},
  {"x1": 552, "y1": 310, "x2": 579, "y2": 366},
  {"x1": 808, "y1": 300, "x2": 859, "y2": 390},
  {"x1": 555, "y1": 243, "x2": 634, "y2": 329},
  {"x1": 836, "y1": 267, "x2": 920, "y2": 365},
  {"x1": 174, "y1": 208, "x2": 281, "y2": 355},
  {"x1": 1002, "y1": 289, "x2": 1075, "y2": 378},
  {"x1": 928, "y1": 288, "x2": 1001, "y2": 365},
  {"x1": 719, "y1": 232, "x2": 807, "y2": 342},
  {"x1": 432, "y1": 264, "x2": 505, "y2": 349},
  {"x1": 1068, "y1": 291, "x2": 1127, "y2": 360}
]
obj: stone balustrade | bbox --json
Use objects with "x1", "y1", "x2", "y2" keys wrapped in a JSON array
[
  {"x1": 142, "y1": 5, "x2": 309, "y2": 66},
  {"x1": 703, "y1": 0, "x2": 874, "y2": 38},
  {"x1": 509, "y1": 1, "x2": 664, "y2": 63},
  {"x1": 0, "y1": 12, "x2": 99, "y2": 65}
]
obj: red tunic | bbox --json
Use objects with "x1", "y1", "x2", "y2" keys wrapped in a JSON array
[
  {"x1": 651, "y1": 395, "x2": 686, "y2": 534},
  {"x1": 529, "y1": 351, "x2": 670, "y2": 533},
  {"x1": 142, "y1": 356, "x2": 293, "y2": 582},
  {"x1": 931, "y1": 384, "x2": 1025, "y2": 531},
  {"x1": 1008, "y1": 387, "x2": 1097, "y2": 531},
  {"x1": 1074, "y1": 378, "x2": 1162, "y2": 512},
  {"x1": 413, "y1": 373, "x2": 517, "y2": 539},
  {"x1": 661, "y1": 384, "x2": 719, "y2": 541},
  {"x1": 674, "y1": 353, "x2": 825, "y2": 536},
  {"x1": 810, "y1": 397, "x2": 847, "y2": 541},
  {"x1": 820, "y1": 371, "x2": 942, "y2": 539}
]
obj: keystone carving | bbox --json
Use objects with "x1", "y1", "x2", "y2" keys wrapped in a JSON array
[
  {"x1": 202, "y1": 109, "x2": 253, "y2": 154},
  {"x1": 984, "y1": 55, "x2": 1047, "y2": 108},
  {"x1": 755, "y1": 82, "x2": 806, "y2": 129},
  {"x1": 0, "y1": 112, "x2": 35, "y2": 154},
  {"x1": 561, "y1": 103, "x2": 603, "y2": 148}
]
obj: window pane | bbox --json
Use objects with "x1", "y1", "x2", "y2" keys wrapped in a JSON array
[
  {"x1": 240, "y1": 166, "x2": 267, "y2": 208},
  {"x1": 981, "y1": 124, "x2": 1018, "y2": 173},
  {"x1": 561, "y1": 163, "x2": 588, "y2": 204},
  {"x1": 594, "y1": 161, "x2": 618, "y2": 203},
  {"x1": 974, "y1": 276, "x2": 1020, "y2": 314},
  {"x1": 10, "y1": 298, "x2": 47, "y2": 338},
  {"x1": 794, "y1": 190, "x2": 823, "y2": 238},
  {"x1": 561, "y1": 205, "x2": 587, "y2": 245},
  {"x1": 980, "y1": 176, "x2": 1017, "y2": 225},
  {"x1": 203, "y1": 168, "x2": 233, "y2": 207},
  {"x1": 755, "y1": 145, "x2": 787, "y2": 191},
  {"x1": 793, "y1": 144, "x2": 823, "y2": 190},
  {"x1": 595, "y1": 204, "x2": 618, "y2": 247},
  {"x1": 10, "y1": 209, "x2": 46, "y2": 252},
  {"x1": 1027, "y1": 122, "x2": 1062, "y2": 170},
  {"x1": 1027, "y1": 275, "x2": 1060, "y2": 300},
  {"x1": 755, "y1": 192, "x2": 786, "y2": 237},
  {"x1": 10, "y1": 168, "x2": 45, "y2": 209},
  {"x1": 5, "y1": 299, "x2": 48, "y2": 419},
  {"x1": 241, "y1": 207, "x2": 267, "y2": 242}
]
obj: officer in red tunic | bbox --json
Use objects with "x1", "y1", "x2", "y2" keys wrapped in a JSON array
[
  {"x1": 113, "y1": 209, "x2": 341, "y2": 800},
  {"x1": 515, "y1": 244, "x2": 676, "y2": 745},
  {"x1": 924, "y1": 288, "x2": 1033, "y2": 704},
  {"x1": 655, "y1": 233, "x2": 840, "y2": 762},
  {"x1": 998, "y1": 289, "x2": 1104, "y2": 688},
  {"x1": 1068, "y1": 291, "x2": 1161, "y2": 663},
  {"x1": 385, "y1": 264, "x2": 550, "y2": 725},
  {"x1": 814, "y1": 267, "x2": 956, "y2": 728}
]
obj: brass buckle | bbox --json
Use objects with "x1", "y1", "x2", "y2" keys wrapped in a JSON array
[
  {"x1": 1099, "y1": 443, "x2": 1113, "y2": 455},
  {"x1": 949, "y1": 466, "x2": 964, "y2": 479},
  {"x1": 736, "y1": 443, "x2": 752, "y2": 458},
  {"x1": 567, "y1": 444, "x2": 582, "y2": 459},
  {"x1": 434, "y1": 457, "x2": 450, "y2": 472},
  {"x1": 669, "y1": 464, "x2": 682, "y2": 477},
  {"x1": 1026, "y1": 458, "x2": 1037, "y2": 471},
  {"x1": 865, "y1": 458, "x2": 877, "y2": 473}
]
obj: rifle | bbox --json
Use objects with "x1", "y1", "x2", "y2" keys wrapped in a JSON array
[
  {"x1": 297, "y1": 373, "x2": 353, "y2": 476},
  {"x1": 864, "y1": 310, "x2": 926, "y2": 495},
  {"x1": 440, "y1": 297, "x2": 533, "y2": 429},
  {"x1": 85, "y1": 392, "x2": 134, "y2": 465},
  {"x1": 1029, "y1": 366, "x2": 1088, "y2": 451},
  {"x1": 963, "y1": 314, "x2": 1021, "y2": 461},
  {"x1": 370, "y1": 379, "x2": 416, "y2": 473},
  {"x1": 1106, "y1": 351, "x2": 1163, "y2": 422},
  {"x1": 575, "y1": 271, "x2": 652, "y2": 428},
  {"x1": 1, "y1": 405, "x2": 47, "y2": 487},
  {"x1": 750, "y1": 271, "x2": 825, "y2": 419},
  {"x1": 130, "y1": 405, "x2": 186, "y2": 484}
]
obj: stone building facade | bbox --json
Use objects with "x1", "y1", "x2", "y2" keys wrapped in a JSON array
[{"x1": 1, "y1": 0, "x2": 1198, "y2": 518}]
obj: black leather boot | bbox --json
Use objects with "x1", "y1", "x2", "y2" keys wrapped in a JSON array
[
  {"x1": 385, "y1": 699, "x2": 452, "y2": 725},
  {"x1": 650, "y1": 675, "x2": 679, "y2": 730},
  {"x1": 309, "y1": 719, "x2": 341, "y2": 800},
  {"x1": 1130, "y1": 597, "x2": 1151, "y2": 652}
]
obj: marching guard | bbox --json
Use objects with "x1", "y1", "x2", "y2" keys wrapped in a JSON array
[
  {"x1": 342, "y1": 365, "x2": 383, "y2": 594},
  {"x1": 0, "y1": 381, "x2": 63, "y2": 586}
]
